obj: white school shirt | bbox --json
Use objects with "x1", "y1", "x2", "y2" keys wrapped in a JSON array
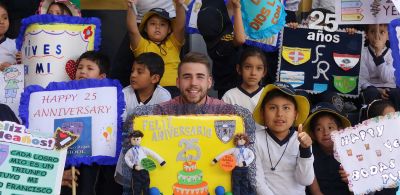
[
  {"x1": 122, "y1": 85, "x2": 171, "y2": 121},
  {"x1": 255, "y1": 129, "x2": 314, "y2": 195},
  {"x1": 0, "y1": 38, "x2": 17, "y2": 64},
  {"x1": 222, "y1": 86, "x2": 264, "y2": 131},
  {"x1": 359, "y1": 46, "x2": 396, "y2": 89}
]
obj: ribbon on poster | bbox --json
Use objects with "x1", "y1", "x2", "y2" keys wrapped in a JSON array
[
  {"x1": 331, "y1": 112, "x2": 400, "y2": 195},
  {"x1": 19, "y1": 79, "x2": 125, "y2": 166}
]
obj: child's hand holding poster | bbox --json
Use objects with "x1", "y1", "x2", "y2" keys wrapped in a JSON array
[
  {"x1": 331, "y1": 112, "x2": 400, "y2": 194},
  {"x1": 0, "y1": 121, "x2": 77, "y2": 195},
  {"x1": 19, "y1": 78, "x2": 125, "y2": 166}
]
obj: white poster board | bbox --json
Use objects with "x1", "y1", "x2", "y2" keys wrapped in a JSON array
[
  {"x1": 331, "y1": 112, "x2": 400, "y2": 194},
  {"x1": 0, "y1": 65, "x2": 24, "y2": 117},
  {"x1": 335, "y1": 0, "x2": 399, "y2": 24}
]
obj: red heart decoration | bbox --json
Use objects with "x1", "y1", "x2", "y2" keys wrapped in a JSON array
[
  {"x1": 65, "y1": 60, "x2": 77, "y2": 80},
  {"x1": 59, "y1": 132, "x2": 68, "y2": 139}
]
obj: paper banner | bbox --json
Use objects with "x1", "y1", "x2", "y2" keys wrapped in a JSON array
[
  {"x1": 132, "y1": 115, "x2": 245, "y2": 195},
  {"x1": 392, "y1": 0, "x2": 400, "y2": 13},
  {"x1": 0, "y1": 65, "x2": 24, "y2": 119},
  {"x1": 335, "y1": 0, "x2": 399, "y2": 24},
  {"x1": 19, "y1": 79, "x2": 125, "y2": 166},
  {"x1": 241, "y1": 0, "x2": 286, "y2": 39},
  {"x1": 331, "y1": 112, "x2": 400, "y2": 195},
  {"x1": 16, "y1": 14, "x2": 101, "y2": 87},
  {"x1": 0, "y1": 121, "x2": 67, "y2": 195},
  {"x1": 388, "y1": 19, "x2": 400, "y2": 87},
  {"x1": 277, "y1": 27, "x2": 364, "y2": 97}
]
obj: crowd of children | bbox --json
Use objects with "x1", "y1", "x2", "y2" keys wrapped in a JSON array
[{"x1": 1, "y1": 0, "x2": 400, "y2": 194}]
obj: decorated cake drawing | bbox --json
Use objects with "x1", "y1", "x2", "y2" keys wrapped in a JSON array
[{"x1": 173, "y1": 161, "x2": 208, "y2": 195}]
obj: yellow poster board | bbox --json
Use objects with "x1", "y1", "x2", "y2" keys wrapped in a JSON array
[{"x1": 133, "y1": 115, "x2": 245, "y2": 194}]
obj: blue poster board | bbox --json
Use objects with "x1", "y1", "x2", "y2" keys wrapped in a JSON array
[{"x1": 278, "y1": 27, "x2": 364, "y2": 97}]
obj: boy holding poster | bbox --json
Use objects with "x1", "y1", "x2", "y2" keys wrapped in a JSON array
[
  {"x1": 122, "y1": 52, "x2": 171, "y2": 121},
  {"x1": 302, "y1": 102, "x2": 352, "y2": 195},
  {"x1": 62, "y1": 50, "x2": 122, "y2": 195},
  {"x1": 252, "y1": 82, "x2": 314, "y2": 195}
]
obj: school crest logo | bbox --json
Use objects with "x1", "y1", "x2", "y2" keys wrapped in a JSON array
[
  {"x1": 279, "y1": 70, "x2": 305, "y2": 88},
  {"x1": 333, "y1": 53, "x2": 360, "y2": 71},
  {"x1": 333, "y1": 75, "x2": 358, "y2": 94},
  {"x1": 282, "y1": 46, "x2": 311, "y2": 65},
  {"x1": 214, "y1": 120, "x2": 236, "y2": 143},
  {"x1": 0, "y1": 144, "x2": 9, "y2": 167}
]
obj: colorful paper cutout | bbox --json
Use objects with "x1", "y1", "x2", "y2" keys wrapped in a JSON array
[
  {"x1": 282, "y1": 46, "x2": 311, "y2": 65},
  {"x1": 333, "y1": 53, "x2": 360, "y2": 71},
  {"x1": 280, "y1": 70, "x2": 305, "y2": 88},
  {"x1": 333, "y1": 75, "x2": 358, "y2": 94},
  {"x1": 219, "y1": 155, "x2": 236, "y2": 172},
  {"x1": 141, "y1": 158, "x2": 157, "y2": 171}
]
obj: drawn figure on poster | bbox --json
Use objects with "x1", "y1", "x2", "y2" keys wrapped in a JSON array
[{"x1": 3, "y1": 67, "x2": 21, "y2": 103}]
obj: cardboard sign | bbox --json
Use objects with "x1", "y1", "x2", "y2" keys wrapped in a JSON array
[
  {"x1": 389, "y1": 19, "x2": 400, "y2": 87},
  {"x1": 16, "y1": 15, "x2": 101, "y2": 87},
  {"x1": 277, "y1": 27, "x2": 364, "y2": 96},
  {"x1": 0, "y1": 121, "x2": 67, "y2": 195},
  {"x1": 131, "y1": 115, "x2": 246, "y2": 195},
  {"x1": 335, "y1": 0, "x2": 399, "y2": 24},
  {"x1": 241, "y1": 0, "x2": 286, "y2": 39},
  {"x1": 331, "y1": 112, "x2": 400, "y2": 195},
  {"x1": 19, "y1": 79, "x2": 125, "y2": 166},
  {"x1": 0, "y1": 65, "x2": 24, "y2": 118}
]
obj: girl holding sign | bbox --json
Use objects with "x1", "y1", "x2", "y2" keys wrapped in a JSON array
[
  {"x1": 302, "y1": 102, "x2": 352, "y2": 195},
  {"x1": 252, "y1": 82, "x2": 314, "y2": 195}
]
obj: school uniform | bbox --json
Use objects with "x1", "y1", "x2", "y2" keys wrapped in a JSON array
[
  {"x1": 255, "y1": 128, "x2": 314, "y2": 195},
  {"x1": 122, "y1": 85, "x2": 171, "y2": 121}
]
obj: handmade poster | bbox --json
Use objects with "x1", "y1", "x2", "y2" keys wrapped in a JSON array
[
  {"x1": 241, "y1": 0, "x2": 286, "y2": 39},
  {"x1": 19, "y1": 79, "x2": 125, "y2": 166},
  {"x1": 393, "y1": 0, "x2": 400, "y2": 12},
  {"x1": 331, "y1": 112, "x2": 400, "y2": 195},
  {"x1": 388, "y1": 19, "x2": 400, "y2": 87},
  {"x1": 129, "y1": 115, "x2": 246, "y2": 195},
  {"x1": 335, "y1": 0, "x2": 399, "y2": 24},
  {"x1": 15, "y1": 14, "x2": 101, "y2": 87},
  {"x1": 277, "y1": 27, "x2": 364, "y2": 96},
  {"x1": 0, "y1": 121, "x2": 71, "y2": 195},
  {"x1": 0, "y1": 65, "x2": 24, "y2": 117}
]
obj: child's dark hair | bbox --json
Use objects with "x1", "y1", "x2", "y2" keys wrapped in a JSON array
[
  {"x1": 134, "y1": 52, "x2": 165, "y2": 80},
  {"x1": 77, "y1": 51, "x2": 110, "y2": 76},
  {"x1": 238, "y1": 47, "x2": 268, "y2": 70},
  {"x1": 260, "y1": 89, "x2": 297, "y2": 110},
  {"x1": 367, "y1": 99, "x2": 396, "y2": 118},
  {"x1": 364, "y1": 24, "x2": 389, "y2": 47},
  {"x1": 128, "y1": 130, "x2": 144, "y2": 139},
  {"x1": 47, "y1": 2, "x2": 73, "y2": 16},
  {"x1": 309, "y1": 112, "x2": 343, "y2": 133}
]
